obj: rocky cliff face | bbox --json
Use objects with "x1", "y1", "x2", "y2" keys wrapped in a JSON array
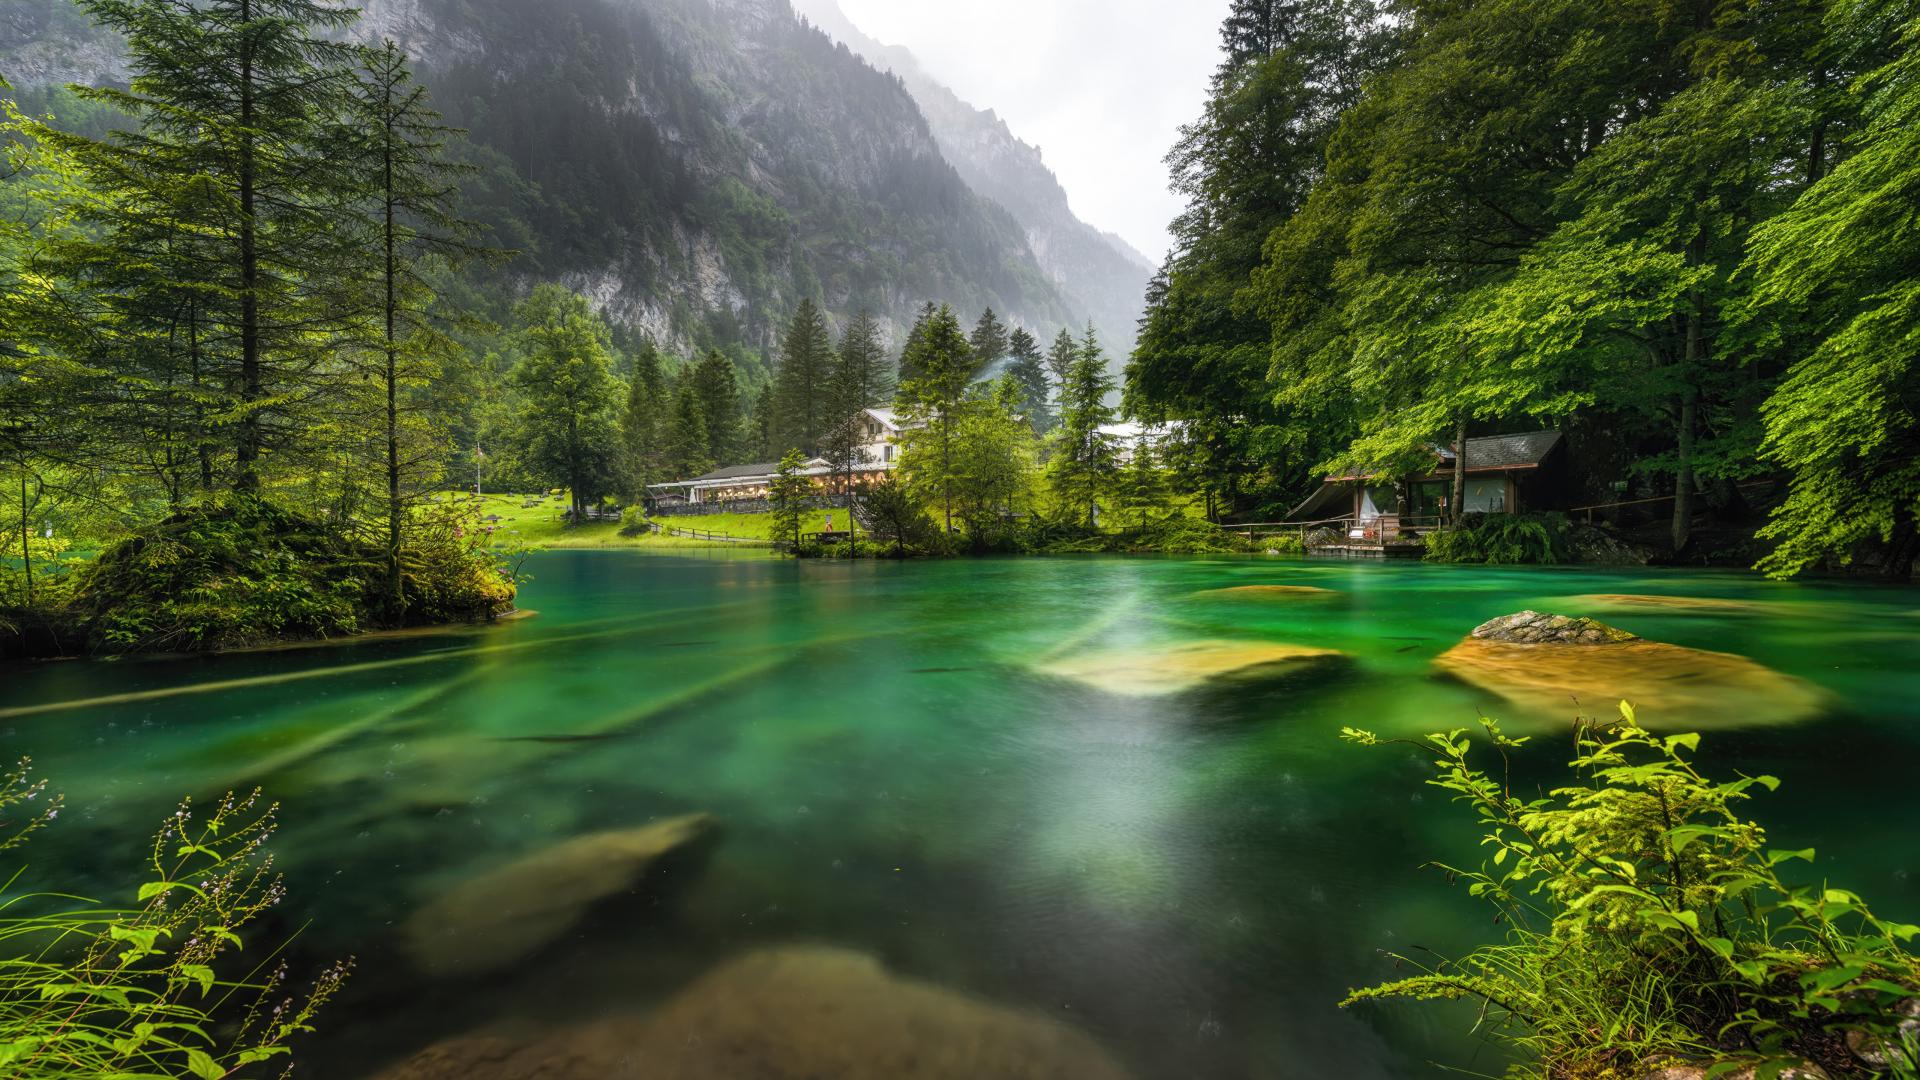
[
  {"x1": 791, "y1": 0, "x2": 1156, "y2": 354},
  {"x1": 3, "y1": 0, "x2": 1133, "y2": 361}
]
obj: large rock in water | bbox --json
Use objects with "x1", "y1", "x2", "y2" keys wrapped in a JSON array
[
  {"x1": 1034, "y1": 639, "x2": 1343, "y2": 697},
  {"x1": 369, "y1": 945, "x2": 1133, "y2": 1080},
  {"x1": 403, "y1": 814, "x2": 715, "y2": 979},
  {"x1": 1435, "y1": 612, "x2": 1825, "y2": 728}
]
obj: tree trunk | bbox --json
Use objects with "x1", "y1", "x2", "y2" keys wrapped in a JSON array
[
  {"x1": 383, "y1": 86, "x2": 404, "y2": 622},
  {"x1": 235, "y1": 0, "x2": 261, "y2": 491},
  {"x1": 18, "y1": 473, "x2": 30, "y2": 607},
  {"x1": 1450, "y1": 415, "x2": 1468, "y2": 527},
  {"x1": 1885, "y1": 504, "x2": 1917, "y2": 581},
  {"x1": 1672, "y1": 386, "x2": 1697, "y2": 554}
]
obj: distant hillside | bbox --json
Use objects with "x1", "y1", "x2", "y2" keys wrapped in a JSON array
[
  {"x1": 3, "y1": 0, "x2": 1136, "y2": 358},
  {"x1": 791, "y1": 0, "x2": 1155, "y2": 355}
]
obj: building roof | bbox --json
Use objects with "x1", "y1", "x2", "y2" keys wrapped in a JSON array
[
  {"x1": 1439, "y1": 430, "x2": 1564, "y2": 472},
  {"x1": 691, "y1": 462, "x2": 782, "y2": 482},
  {"x1": 1097, "y1": 420, "x2": 1186, "y2": 443},
  {"x1": 864, "y1": 407, "x2": 905, "y2": 431}
]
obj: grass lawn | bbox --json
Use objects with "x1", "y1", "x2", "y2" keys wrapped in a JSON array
[{"x1": 437, "y1": 492, "x2": 778, "y2": 552}]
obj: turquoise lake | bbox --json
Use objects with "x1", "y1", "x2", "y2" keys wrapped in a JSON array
[{"x1": 2, "y1": 552, "x2": 1917, "y2": 1077}]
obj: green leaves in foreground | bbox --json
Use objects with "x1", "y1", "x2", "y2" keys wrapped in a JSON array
[
  {"x1": 1342, "y1": 705, "x2": 1920, "y2": 1078},
  {"x1": 0, "y1": 761, "x2": 348, "y2": 1078}
]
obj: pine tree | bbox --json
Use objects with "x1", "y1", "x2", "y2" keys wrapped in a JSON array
[
  {"x1": 1005, "y1": 326, "x2": 1052, "y2": 433},
  {"x1": 619, "y1": 340, "x2": 667, "y2": 498},
  {"x1": 772, "y1": 298, "x2": 832, "y2": 455},
  {"x1": 968, "y1": 307, "x2": 1010, "y2": 377},
  {"x1": 896, "y1": 301, "x2": 937, "y2": 383},
  {"x1": 1044, "y1": 329, "x2": 1079, "y2": 405},
  {"x1": 347, "y1": 39, "x2": 481, "y2": 619},
  {"x1": 690, "y1": 350, "x2": 741, "y2": 465},
  {"x1": 1119, "y1": 436, "x2": 1169, "y2": 529},
  {"x1": 1048, "y1": 326, "x2": 1120, "y2": 529},
  {"x1": 768, "y1": 448, "x2": 813, "y2": 551},
  {"x1": 664, "y1": 380, "x2": 713, "y2": 482},
  {"x1": 894, "y1": 305, "x2": 975, "y2": 533},
  {"x1": 63, "y1": 0, "x2": 366, "y2": 491},
  {"x1": 821, "y1": 311, "x2": 890, "y2": 542}
]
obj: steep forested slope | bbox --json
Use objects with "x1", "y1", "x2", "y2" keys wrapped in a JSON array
[{"x1": 2, "y1": 0, "x2": 1102, "y2": 355}]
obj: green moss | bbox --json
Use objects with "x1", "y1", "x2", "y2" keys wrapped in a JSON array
[{"x1": 71, "y1": 495, "x2": 514, "y2": 653}]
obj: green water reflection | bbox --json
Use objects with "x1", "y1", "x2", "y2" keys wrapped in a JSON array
[{"x1": 2, "y1": 553, "x2": 1917, "y2": 1078}]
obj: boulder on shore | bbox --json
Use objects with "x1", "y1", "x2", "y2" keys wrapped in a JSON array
[
  {"x1": 369, "y1": 945, "x2": 1133, "y2": 1080},
  {"x1": 402, "y1": 813, "x2": 715, "y2": 979},
  {"x1": 1034, "y1": 639, "x2": 1343, "y2": 697},
  {"x1": 1435, "y1": 612, "x2": 1825, "y2": 728}
]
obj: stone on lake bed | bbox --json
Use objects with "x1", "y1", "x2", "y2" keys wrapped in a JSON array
[
  {"x1": 369, "y1": 945, "x2": 1133, "y2": 1080},
  {"x1": 1436, "y1": 611, "x2": 1825, "y2": 728},
  {"x1": 402, "y1": 813, "x2": 715, "y2": 979},
  {"x1": 1034, "y1": 639, "x2": 1343, "y2": 697},
  {"x1": 1191, "y1": 584, "x2": 1338, "y2": 600},
  {"x1": 1572, "y1": 593, "x2": 1770, "y2": 615}
]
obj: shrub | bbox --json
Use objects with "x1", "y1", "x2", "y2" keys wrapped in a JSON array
[
  {"x1": 1425, "y1": 512, "x2": 1572, "y2": 564},
  {"x1": 0, "y1": 760, "x2": 348, "y2": 1076},
  {"x1": 70, "y1": 495, "x2": 514, "y2": 653},
  {"x1": 1341, "y1": 706, "x2": 1920, "y2": 1079}
]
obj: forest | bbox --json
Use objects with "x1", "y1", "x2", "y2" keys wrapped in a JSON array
[{"x1": 1127, "y1": 0, "x2": 1920, "y2": 579}]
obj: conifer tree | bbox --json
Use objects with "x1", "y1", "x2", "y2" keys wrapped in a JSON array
[
  {"x1": 968, "y1": 307, "x2": 1009, "y2": 377},
  {"x1": 895, "y1": 305, "x2": 974, "y2": 534},
  {"x1": 773, "y1": 298, "x2": 832, "y2": 454},
  {"x1": 63, "y1": 0, "x2": 366, "y2": 492},
  {"x1": 1049, "y1": 326, "x2": 1119, "y2": 529},
  {"x1": 619, "y1": 340, "x2": 667, "y2": 499},
  {"x1": 1119, "y1": 436, "x2": 1169, "y2": 529},
  {"x1": 690, "y1": 351, "x2": 741, "y2": 465},
  {"x1": 768, "y1": 448, "x2": 813, "y2": 551},
  {"x1": 1005, "y1": 327, "x2": 1052, "y2": 433},
  {"x1": 1044, "y1": 328, "x2": 1079, "y2": 405},
  {"x1": 347, "y1": 39, "x2": 480, "y2": 618},
  {"x1": 896, "y1": 301, "x2": 937, "y2": 383},
  {"x1": 665, "y1": 381, "x2": 713, "y2": 482},
  {"x1": 821, "y1": 311, "x2": 890, "y2": 538}
]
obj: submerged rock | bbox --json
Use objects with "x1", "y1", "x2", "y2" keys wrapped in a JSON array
[
  {"x1": 369, "y1": 945, "x2": 1132, "y2": 1080},
  {"x1": 1191, "y1": 585, "x2": 1338, "y2": 600},
  {"x1": 1469, "y1": 610, "x2": 1640, "y2": 645},
  {"x1": 1573, "y1": 593, "x2": 1768, "y2": 615},
  {"x1": 1436, "y1": 612, "x2": 1825, "y2": 728},
  {"x1": 1639, "y1": 1060, "x2": 1829, "y2": 1080},
  {"x1": 403, "y1": 813, "x2": 715, "y2": 979},
  {"x1": 1034, "y1": 639, "x2": 1343, "y2": 697}
]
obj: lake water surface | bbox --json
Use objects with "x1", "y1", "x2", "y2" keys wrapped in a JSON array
[{"x1": 3, "y1": 553, "x2": 1917, "y2": 1078}]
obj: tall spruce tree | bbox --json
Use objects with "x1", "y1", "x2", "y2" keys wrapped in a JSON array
[
  {"x1": 1005, "y1": 327, "x2": 1052, "y2": 434},
  {"x1": 894, "y1": 305, "x2": 974, "y2": 533},
  {"x1": 821, "y1": 311, "x2": 890, "y2": 529},
  {"x1": 619, "y1": 340, "x2": 667, "y2": 499},
  {"x1": 1044, "y1": 328, "x2": 1079, "y2": 404},
  {"x1": 968, "y1": 307, "x2": 1010, "y2": 378},
  {"x1": 63, "y1": 0, "x2": 366, "y2": 492},
  {"x1": 773, "y1": 298, "x2": 832, "y2": 455},
  {"x1": 348, "y1": 39, "x2": 479, "y2": 618},
  {"x1": 665, "y1": 380, "x2": 713, "y2": 482},
  {"x1": 1049, "y1": 326, "x2": 1120, "y2": 529},
  {"x1": 690, "y1": 350, "x2": 741, "y2": 465},
  {"x1": 896, "y1": 301, "x2": 938, "y2": 384}
]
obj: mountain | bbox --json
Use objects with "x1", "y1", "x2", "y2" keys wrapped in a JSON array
[
  {"x1": 790, "y1": 0, "x2": 1155, "y2": 354},
  {"x1": 2, "y1": 0, "x2": 1144, "y2": 362}
]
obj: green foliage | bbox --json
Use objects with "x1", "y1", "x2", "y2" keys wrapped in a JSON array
[
  {"x1": 767, "y1": 449, "x2": 813, "y2": 552},
  {"x1": 0, "y1": 762, "x2": 349, "y2": 1077},
  {"x1": 896, "y1": 305, "x2": 977, "y2": 532},
  {"x1": 851, "y1": 473, "x2": 938, "y2": 559},
  {"x1": 71, "y1": 495, "x2": 513, "y2": 653},
  {"x1": 1746, "y1": 5, "x2": 1920, "y2": 580},
  {"x1": 1342, "y1": 706, "x2": 1920, "y2": 1079},
  {"x1": 773, "y1": 298, "x2": 834, "y2": 456},
  {"x1": 1046, "y1": 326, "x2": 1120, "y2": 529},
  {"x1": 509, "y1": 286, "x2": 625, "y2": 523},
  {"x1": 1026, "y1": 515, "x2": 1259, "y2": 556},
  {"x1": 1423, "y1": 513, "x2": 1572, "y2": 565}
]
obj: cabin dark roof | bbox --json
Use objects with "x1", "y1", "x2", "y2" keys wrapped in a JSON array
[
  {"x1": 690, "y1": 463, "x2": 780, "y2": 482},
  {"x1": 1441, "y1": 430, "x2": 1564, "y2": 472}
]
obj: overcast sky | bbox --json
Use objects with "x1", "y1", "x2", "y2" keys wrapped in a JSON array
[{"x1": 792, "y1": 0, "x2": 1228, "y2": 263}]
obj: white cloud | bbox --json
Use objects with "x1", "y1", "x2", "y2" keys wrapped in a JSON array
[{"x1": 796, "y1": 0, "x2": 1226, "y2": 262}]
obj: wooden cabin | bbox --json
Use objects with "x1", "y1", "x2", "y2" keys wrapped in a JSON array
[{"x1": 1285, "y1": 431, "x2": 1568, "y2": 553}]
